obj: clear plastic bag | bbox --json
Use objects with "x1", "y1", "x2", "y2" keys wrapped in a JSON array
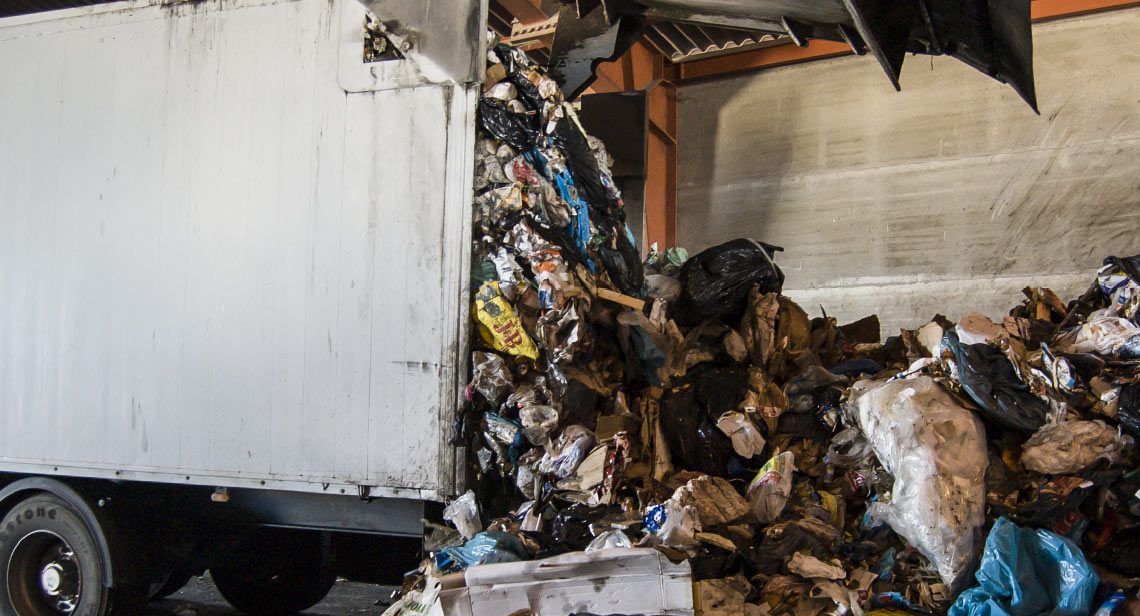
[
  {"x1": 470, "y1": 351, "x2": 513, "y2": 403},
  {"x1": 518, "y1": 403, "x2": 559, "y2": 447},
  {"x1": 442, "y1": 490, "x2": 482, "y2": 540},
  {"x1": 849, "y1": 376, "x2": 988, "y2": 590},
  {"x1": 584, "y1": 529, "x2": 632, "y2": 552}
]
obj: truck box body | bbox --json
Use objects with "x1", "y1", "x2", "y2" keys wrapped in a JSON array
[{"x1": 0, "y1": 0, "x2": 479, "y2": 503}]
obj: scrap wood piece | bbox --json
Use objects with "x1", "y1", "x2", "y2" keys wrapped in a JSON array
[{"x1": 597, "y1": 287, "x2": 646, "y2": 311}]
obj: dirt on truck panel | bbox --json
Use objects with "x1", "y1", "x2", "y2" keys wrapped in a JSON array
[{"x1": 383, "y1": 37, "x2": 1140, "y2": 616}]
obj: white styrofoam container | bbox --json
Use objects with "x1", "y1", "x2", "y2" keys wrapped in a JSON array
[{"x1": 440, "y1": 548, "x2": 695, "y2": 616}]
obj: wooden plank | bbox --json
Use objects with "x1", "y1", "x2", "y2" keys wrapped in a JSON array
[{"x1": 598, "y1": 288, "x2": 647, "y2": 311}]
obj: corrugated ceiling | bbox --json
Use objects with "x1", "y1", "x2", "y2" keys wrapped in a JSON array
[{"x1": 643, "y1": 22, "x2": 786, "y2": 62}]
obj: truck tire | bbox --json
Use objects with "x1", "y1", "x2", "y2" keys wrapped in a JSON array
[
  {"x1": 209, "y1": 532, "x2": 335, "y2": 615},
  {"x1": 0, "y1": 494, "x2": 110, "y2": 616}
]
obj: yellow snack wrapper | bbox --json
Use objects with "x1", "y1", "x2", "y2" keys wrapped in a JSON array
[{"x1": 474, "y1": 281, "x2": 539, "y2": 360}]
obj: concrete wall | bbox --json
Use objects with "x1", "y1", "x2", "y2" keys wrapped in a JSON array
[{"x1": 677, "y1": 8, "x2": 1140, "y2": 337}]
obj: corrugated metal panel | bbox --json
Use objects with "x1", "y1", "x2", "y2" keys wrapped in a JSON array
[
  {"x1": 0, "y1": 0, "x2": 476, "y2": 501},
  {"x1": 644, "y1": 22, "x2": 785, "y2": 62}
]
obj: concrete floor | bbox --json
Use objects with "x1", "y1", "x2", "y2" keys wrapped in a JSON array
[{"x1": 147, "y1": 575, "x2": 398, "y2": 615}]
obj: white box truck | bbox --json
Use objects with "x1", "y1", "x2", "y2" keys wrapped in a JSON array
[{"x1": 0, "y1": 0, "x2": 483, "y2": 612}]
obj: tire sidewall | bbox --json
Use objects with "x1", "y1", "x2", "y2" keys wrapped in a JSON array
[{"x1": 0, "y1": 495, "x2": 108, "y2": 616}]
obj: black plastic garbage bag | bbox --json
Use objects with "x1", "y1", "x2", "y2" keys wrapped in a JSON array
[
  {"x1": 551, "y1": 504, "x2": 622, "y2": 550},
  {"x1": 659, "y1": 365, "x2": 747, "y2": 476},
  {"x1": 1117, "y1": 382, "x2": 1140, "y2": 436},
  {"x1": 550, "y1": 116, "x2": 613, "y2": 214},
  {"x1": 1094, "y1": 526, "x2": 1140, "y2": 576},
  {"x1": 741, "y1": 521, "x2": 832, "y2": 576},
  {"x1": 590, "y1": 211, "x2": 644, "y2": 297},
  {"x1": 690, "y1": 546, "x2": 742, "y2": 581},
  {"x1": 1007, "y1": 477, "x2": 1094, "y2": 526},
  {"x1": 676, "y1": 239, "x2": 784, "y2": 325},
  {"x1": 508, "y1": 69, "x2": 545, "y2": 111},
  {"x1": 478, "y1": 98, "x2": 540, "y2": 152},
  {"x1": 941, "y1": 329, "x2": 1047, "y2": 433}
]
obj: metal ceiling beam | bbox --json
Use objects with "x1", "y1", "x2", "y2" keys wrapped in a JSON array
[{"x1": 496, "y1": 0, "x2": 549, "y2": 24}]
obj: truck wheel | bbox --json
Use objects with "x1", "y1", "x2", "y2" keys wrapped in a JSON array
[
  {"x1": 209, "y1": 532, "x2": 335, "y2": 616},
  {"x1": 0, "y1": 494, "x2": 110, "y2": 616}
]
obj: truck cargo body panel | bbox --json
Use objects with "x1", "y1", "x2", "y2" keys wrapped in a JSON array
[{"x1": 0, "y1": 0, "x2": 478, "y2": 502}]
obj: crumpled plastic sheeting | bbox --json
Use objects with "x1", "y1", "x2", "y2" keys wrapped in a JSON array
[
  {"x1": 1052, "y1": 316, "x2": 1140, "y2": 359},
  {"x1": 747, "y1": 451, "x2": 796, "y2": 524},
  {"x1": 470, "y1": 351, "x2": 513, "y2": 403},
  {"x1": 849, "y1": 376, "x2": 988, "y2": 590},
  {"x1": 1020, "y1": 420, "x2": 1132, "y2": 474},
  {"x1": 539, "y1": 425, "x2": 596, "y2": 479},
  {"x1": 643, "y1": 497, "x2": 702, "y2": 548},
  {"x1": 948, "y1": 517, "x2": 1098, "y2": 616},
  {"x1": 477, "y1": 98, "x2": 539, "y2": 151}
]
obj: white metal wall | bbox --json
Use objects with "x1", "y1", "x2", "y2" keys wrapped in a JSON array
[{"x1": 0, "y1": 0, "x2": 477, "y2": 500}]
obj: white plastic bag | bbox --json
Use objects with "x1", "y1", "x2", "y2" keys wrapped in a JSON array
[
  {"x1": 848, "y1": 376, "x2": 988, "y2": 590},
  {"x1": 717, "y1": 411, "x2": 767, "y2": 459},
  {"x1": 659, "y1": 500, "x2": 700, "y2": 546},
  {"x1": 442, "y1": 490, "x2": 482, "y2": 540}
]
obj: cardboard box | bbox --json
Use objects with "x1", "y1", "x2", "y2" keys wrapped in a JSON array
[{"x1": 439, "y1": 548, "x2": 694, "y2": 616}]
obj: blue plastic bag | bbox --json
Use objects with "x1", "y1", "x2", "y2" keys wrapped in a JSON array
[
  {"x1": 948, "y1": 517, "x2": 1098, "y2": 616},
  {"x1": 434, "y1": 531, "x2": 529, "y2": 573}
]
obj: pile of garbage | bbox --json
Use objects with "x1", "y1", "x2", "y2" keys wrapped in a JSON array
[{"x1": 391, "y1": 41, "x2": 1140, "y2": 616}]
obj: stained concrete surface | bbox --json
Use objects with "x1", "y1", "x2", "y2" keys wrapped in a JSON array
[
  {"x1": 677, "y1": 7, "x2": 1140, "y2": 336},
  {"x1": 147, "y1": 575, "x2": 396, "y2": 615}
]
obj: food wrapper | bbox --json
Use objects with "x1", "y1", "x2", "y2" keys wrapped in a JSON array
[
  {"x1": 475, "y1": 281, "x2": 539, "y2": 359},
  {"x1": 747, "y1": 452, "x2": 796, "y2": 523}
]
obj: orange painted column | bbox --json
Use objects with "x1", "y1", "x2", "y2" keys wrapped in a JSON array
[
  {"x1": 590, "y1": 41, "x2": 679, "y2": 252},
  {"x1": 644, "y1": 80, "x2": 678, "y2": 251}
]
